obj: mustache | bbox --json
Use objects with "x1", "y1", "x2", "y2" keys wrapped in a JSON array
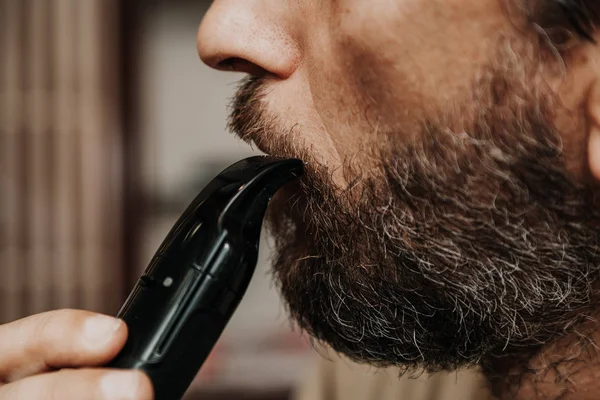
[
  {"x1": 227, "y1": 76, "x2": 308, "y2": 161},
  {"x1": 227, "y1": 76, "x2": 269, "y2": 146}
]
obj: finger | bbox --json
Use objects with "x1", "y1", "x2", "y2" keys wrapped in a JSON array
[
  {"x1": 0, "y1": 368, "x2": 153, "y2": 400},
  {"x1": 0, "y1": 309, "x2": 127, "y2": 382}
]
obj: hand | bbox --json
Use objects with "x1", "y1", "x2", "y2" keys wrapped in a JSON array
[{"x1": 0, "y1": 309, "x2": 153, "y2": 400}]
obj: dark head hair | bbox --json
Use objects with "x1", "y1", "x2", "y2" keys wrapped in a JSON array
[{"x1": 538, "y1": 1, "x2": 598, "y2": 42}]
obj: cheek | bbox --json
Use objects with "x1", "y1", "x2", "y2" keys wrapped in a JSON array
[
  {"x1": 302, "y1": 0, "x2": 512, "y2": 158},
  {"x1": 304, "y1": 1, "x2": 429, "y2": 156}
]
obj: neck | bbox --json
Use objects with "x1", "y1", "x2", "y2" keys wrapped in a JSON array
[{"x1": 485, "y1": 320, "x2": 600, "y2": 400}]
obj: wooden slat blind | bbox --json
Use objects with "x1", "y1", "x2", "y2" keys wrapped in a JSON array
[{"x1": 0, "y1": 0, "x2": 124, "y2": 322}]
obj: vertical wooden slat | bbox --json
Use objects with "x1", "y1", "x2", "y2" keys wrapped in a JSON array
[
  {"x1": 53, "y1": 0, "x2": 78, "y2": 309},
  {"x1": 0, "y1": 0, "x2": 5, "y2": 277},
  {"x1": 0, "y1": 0, "x2": 6, "y2": 319},
  {"x1": 119, "y1": 0, "x2": 144, "y2": 306},
  {"x1": 78, "y1": 0, "x2": 123, "y2": 313},
  {"x1": 78, "y1": 0, "x2": 101, "y2": 311},
  {"x1": 106, "y1": 0, "x2": 125, "y2": 314},
  {"x1": 45, "y1": 0, "x2": 57, "y2": 313},
  {"x1": 0, "y1": 0, "x2": 15, "y2": 323},
  {"x1": 71, "y1": 0, "x2": 84, "y2": 310},
  {"x1": 27, "y1": 0, "x2": 52, "y2": 315},
  {"x1": 2, "y1": 0, "x2": 24, "y2": 323},
  {"x1": 18, "y1": 0, "x2": 31, "y2": 316}
]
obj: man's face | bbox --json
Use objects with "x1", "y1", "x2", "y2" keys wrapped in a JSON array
[{"x1": 198, "y1": 0, "x2": 600, "y2": 373}]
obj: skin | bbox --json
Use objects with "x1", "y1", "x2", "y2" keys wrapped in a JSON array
[
  {"x1": 197, "y1": 0, "x2": 600, "y2": 399},
  {"x1": 0, "y1": 310, "x2": 153, "y2": 399},
  {"x1": 198, "y1": 0, "x2": 597, "y2": 181}
]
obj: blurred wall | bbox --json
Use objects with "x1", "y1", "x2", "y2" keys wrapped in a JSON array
[
  {"x1": 135, "y1": 1, "x2": 255, "y2": 200},
  {"x1": 130, "y1": 1, "x2": 314, "y2": 397},
  {"x1": 0, "y1": 0, "x2": 124, "y2": 321}
]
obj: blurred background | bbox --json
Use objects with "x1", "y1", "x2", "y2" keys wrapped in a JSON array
[{"x1": 0, "y1": 0, "x2": 316, "y2": 399}]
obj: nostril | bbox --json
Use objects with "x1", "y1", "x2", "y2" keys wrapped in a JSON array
[
  {"x1": 217, "y1": 57, "x2": 243, "y2": 70},
  {"x1": 217, "y1": 57, "x2": 269, "y2": 77}
]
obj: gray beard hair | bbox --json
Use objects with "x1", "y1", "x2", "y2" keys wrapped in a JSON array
[{"x1": 228, "y1": 38, "x2": 600, "y2": 387}]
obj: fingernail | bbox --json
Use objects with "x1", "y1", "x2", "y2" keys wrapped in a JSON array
[
  {"x1": 100, "y1": 371, "x2": 140, "y2": 400},
  {"x1": 84, "y1": 315, "x2": 122, "y2": 346}
]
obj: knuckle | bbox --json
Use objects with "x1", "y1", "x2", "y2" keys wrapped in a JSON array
[
  {"x1": 32, "y1": 312, "x2": 54, "y2": 339},
  {"x1": 35, "y1": 310, "x2": 85, "y2": 338},
  {"x1": 26, "y1": 310, "x2": 85, "y2": 355},
  {"x1": 26, "y1": 313, "x2": 57, "y2": 356},
  {"x1": 0, "y1": 323, "x2": 9, "y2": 345}
]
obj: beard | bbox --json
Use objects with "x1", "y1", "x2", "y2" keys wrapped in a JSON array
[{"x1": 227, "y1": 51, "x2": 600, "y2": 375}]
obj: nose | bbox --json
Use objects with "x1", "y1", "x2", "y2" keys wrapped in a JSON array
[{"x1": 197, "y1": 0, "x2": 300, "y2": 78}]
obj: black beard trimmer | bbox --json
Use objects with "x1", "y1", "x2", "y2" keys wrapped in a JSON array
[{"x1": 107, "y1": 156, "x2": 304, "y2": 400}]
